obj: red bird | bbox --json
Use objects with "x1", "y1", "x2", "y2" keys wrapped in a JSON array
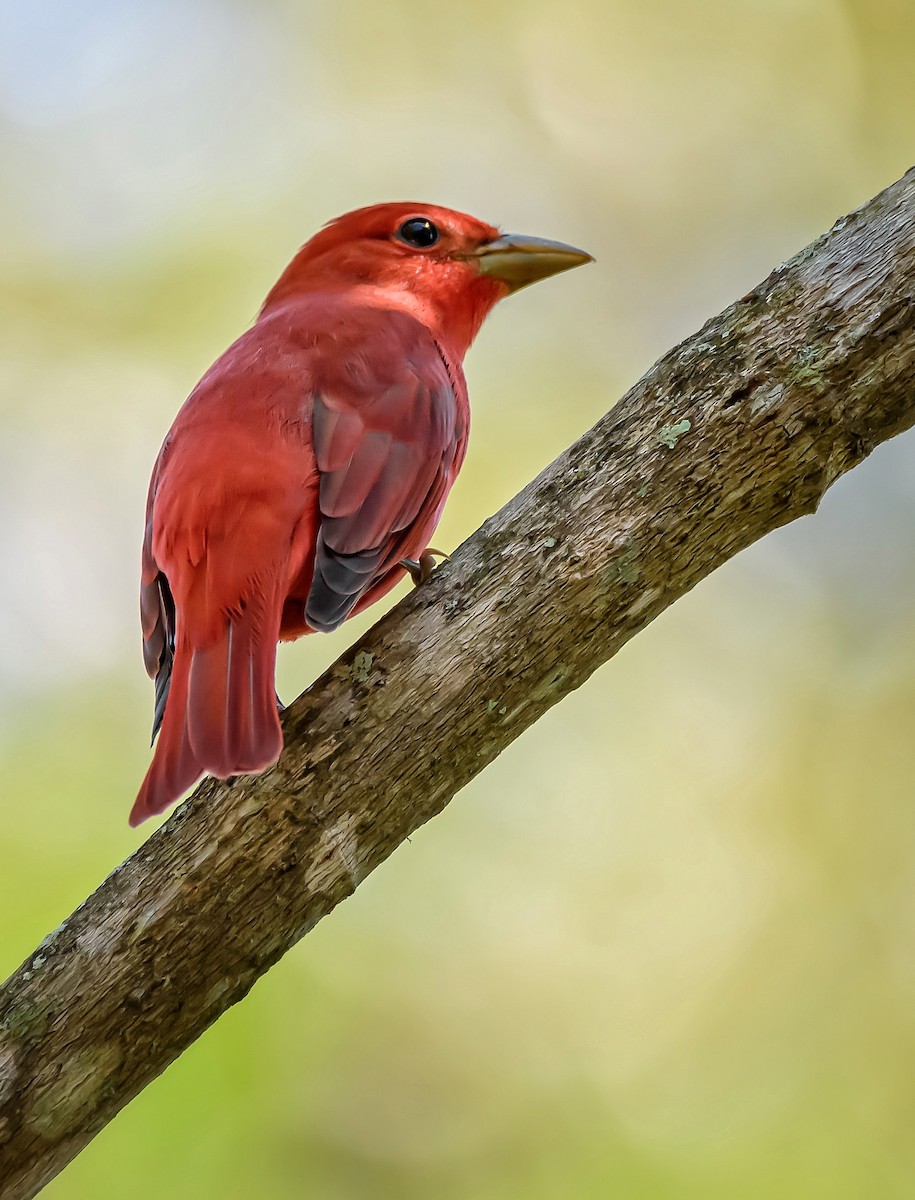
[{"x1": 131, "y1": 203, "x2": 592, "y2": 825}]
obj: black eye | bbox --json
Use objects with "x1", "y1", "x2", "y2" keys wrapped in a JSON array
[{"x1": 397, "y1": 217, "x2": 440, "y2": 248}]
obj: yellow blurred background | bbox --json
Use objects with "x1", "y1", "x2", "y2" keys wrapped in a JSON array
[{"x1": 2, "y1": 0, "x2": 915, "y2": 1196}]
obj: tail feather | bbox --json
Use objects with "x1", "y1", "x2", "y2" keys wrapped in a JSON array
[
  {"x1": 187, "y1": 607, "x2": 282, "y2": 778},
  {"x1": 131, "y1": 593, "x2": 284, "y2": 827},
  {"x1": 130, "y1": 651, "x2": 202, "y2": 827}
]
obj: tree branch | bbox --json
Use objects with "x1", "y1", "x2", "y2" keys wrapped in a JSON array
[{"x1": 3, "y1": 168, "x2": 915, "y2": 1198}]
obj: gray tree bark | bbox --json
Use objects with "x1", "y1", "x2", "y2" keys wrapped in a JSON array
[{"x1": 2, "y1": 167, "x2": 915, "y2": 1199}]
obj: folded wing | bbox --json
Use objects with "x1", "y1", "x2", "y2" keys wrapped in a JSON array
[{"x1": 306, "y1": 361, "x2": 464, "y2": 632}]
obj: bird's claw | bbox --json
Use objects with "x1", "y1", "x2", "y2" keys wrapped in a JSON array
[{"x1": 400, "y1": 547, "x2": 450, "y2": 587}]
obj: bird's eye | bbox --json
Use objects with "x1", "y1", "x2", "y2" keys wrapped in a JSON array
[{"x1": 397, "y1": 217, "x2": 440, "y2": 249}]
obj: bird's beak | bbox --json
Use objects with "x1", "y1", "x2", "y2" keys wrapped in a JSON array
[{"x1": 471, "y1": 233, "x2": 594, "y2": 292}]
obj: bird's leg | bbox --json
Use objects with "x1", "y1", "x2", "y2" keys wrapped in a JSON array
[{"x1": 400, "y1": 547, "x2": 450, "y2": 587}]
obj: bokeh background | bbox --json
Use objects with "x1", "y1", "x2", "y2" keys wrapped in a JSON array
[{"x1": 2, "y1": 0, "x2": 915, "y2": 1196}]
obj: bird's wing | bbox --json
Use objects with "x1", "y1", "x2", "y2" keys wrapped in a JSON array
[
  {"x1": 139, "y1": 460, "x2": 176, "y2": 743},
  {"x1": 306, "y1": 357, "x2": 464, "y2": 632}
]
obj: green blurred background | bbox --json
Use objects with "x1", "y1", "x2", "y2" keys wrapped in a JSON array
[{"x1": 2, "y1": 0, "x2": 915, "y2": 1196}]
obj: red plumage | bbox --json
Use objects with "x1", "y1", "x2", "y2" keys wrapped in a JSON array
[{"x1": 131, "y1": 202, "x2": 591, "y2": 825}]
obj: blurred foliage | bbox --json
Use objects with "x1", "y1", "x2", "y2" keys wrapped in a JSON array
[{"x1": 1, "y1": 0, "x2": 915, "y2": 1196}]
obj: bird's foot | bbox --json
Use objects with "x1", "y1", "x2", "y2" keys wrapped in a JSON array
[{"x1": 400, "y1": 547, "x2": 450, "y2": 587}]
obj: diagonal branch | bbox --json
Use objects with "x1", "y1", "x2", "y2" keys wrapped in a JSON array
[{"x1": 2, "y1": 167, "x2": 915, "y2": 1199}]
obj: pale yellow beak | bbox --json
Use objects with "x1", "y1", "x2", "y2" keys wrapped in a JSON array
[{"x1": 472, "y1": 233, "x2": 594, "y2": 292}]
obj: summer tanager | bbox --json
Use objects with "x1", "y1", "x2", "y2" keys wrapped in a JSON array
[{"x1": 132, "y1": 203, "x2": 592, "y2": 825}]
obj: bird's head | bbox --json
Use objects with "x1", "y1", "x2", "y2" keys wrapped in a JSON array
[{"x1": 261, "y1": 202, "x2": 593, "y2": 358}]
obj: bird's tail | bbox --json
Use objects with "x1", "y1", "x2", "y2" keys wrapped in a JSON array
[{"x1": 130, "y1": 594, "x2": 283, "y2": 827}]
